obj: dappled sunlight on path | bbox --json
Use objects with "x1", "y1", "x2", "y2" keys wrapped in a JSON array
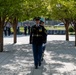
[
  {"x1": 43, "y1": 41, "x2": 76, "y2": 75},
  {"x1": 1, "y1": 35, "x2": 76, "y2": 75}
]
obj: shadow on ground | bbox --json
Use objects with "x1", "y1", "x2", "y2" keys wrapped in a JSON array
[
  {"x1": 0, "y1": 41, "x2": 76, "y2": 75},
  {"x1": 0, "y1": 44, "x2": 34, "y2": 75},
  {"x1": 43, "y1": 41, "x2": 76, "y2": 75}
]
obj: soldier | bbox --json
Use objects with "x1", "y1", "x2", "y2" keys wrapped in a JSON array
[
  {"x1": 40, "y1": 18, "x2": 47, "y2": 61},
  {"x1": 4, "y1": 26, "x2": 7, "y2": 36},
  {"x1": 30, "y1": 17, "x2": 47, "y2": 69},
  {"x1": 24, "y1": 24, "x2": 27, "y2": 35},
  {"x1": 6, "y1": 22, "x2": 11, "y2": 36},
  {"x1": 28, "y1": 24, "x2": 31, "y2": 35}
]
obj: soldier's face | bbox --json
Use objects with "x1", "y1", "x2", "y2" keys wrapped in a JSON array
[
  {"x1": 42, "y1": 22, "x2": 44, "y2": 25},
  {"x1": 40, "y1": 22, "x2": 44, "y2": 26},
  {"x1": 36, "y1": 20, "x2": 40, "y2": 24}
]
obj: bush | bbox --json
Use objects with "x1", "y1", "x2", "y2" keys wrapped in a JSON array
[{"x1": 69, "y1": 26, "x2": 74, "y2": 32}]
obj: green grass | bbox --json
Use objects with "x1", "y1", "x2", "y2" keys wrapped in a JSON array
[
  {"x1": 20, "y1": 26, "x2": 24, "y2": 32},
  {"x1": 11, "y1": 26, "x2": 25, "y2": 33},
  {"x1": 11, "y1": 26, "x2": 75, "y2": 35},
  {"x1": 69, "y1": 32, "x2": 75, "y2": 35},
  {"x1": 45, "y1": 26, "x2": 65, "y2": 30},
  {"x1": 11, "y1": 26, "x2": 65, "y2": 32}
]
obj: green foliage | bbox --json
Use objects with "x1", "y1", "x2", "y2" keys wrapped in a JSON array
[
  {"x1": 20, "y1": 0, "x2": 49, "y2": 21},
  {"x1": 0, "y1": 0, "x2": 24, "y2": 23},
  {"x1": 69, "y1": 26, "x2": 74, "y2": 32},
  {"x1": 48, "y1": 0, "x2": 76, "y2": 21},
  {"x1": 1, "y1": 0, "x2": 76, "y2": 22}
]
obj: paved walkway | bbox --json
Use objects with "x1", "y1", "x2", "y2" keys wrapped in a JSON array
[{"x1": 0, "y1": 35, "x2": 76, "y2": 75}]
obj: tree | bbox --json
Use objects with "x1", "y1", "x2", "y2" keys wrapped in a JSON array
[
  {"x1": 0, "y1": 0, "x2": 24, "y2": 52},
  {"x1": 8, "y1": 0, "x2": 24, "y2": 43},
  {"x1": 0, "y1": 0, "x2": 49, "y2": 52},
  {"x1": 69, "y1": 1, "x2": 76, "y2": 46},
  {"x1": 47, "y1": 0, "x2": 74, "y2": 41},
  {"x1": 0, "y1": 0, "x2": 11, "y2": 52}
]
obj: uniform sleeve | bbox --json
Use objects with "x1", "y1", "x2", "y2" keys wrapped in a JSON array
[{"x1": 43, "y1": 27, "x2": 47, "y2": 43}]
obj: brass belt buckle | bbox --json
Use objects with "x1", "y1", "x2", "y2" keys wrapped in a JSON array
[{"x1": 37, "y1": 34, "x2": 38, "y2": 37}]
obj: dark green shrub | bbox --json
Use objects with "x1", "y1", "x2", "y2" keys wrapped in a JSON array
[{"x1": 69, "y1": 26, "x2": 74, "y2": 32}]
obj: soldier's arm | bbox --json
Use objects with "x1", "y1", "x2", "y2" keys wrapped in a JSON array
[
  {"x1": 43, "y1": 27, "x2": 47, "y2": 43},
  {"x1": 29, "y1": 27, "x2": 33, "y2": 44}
]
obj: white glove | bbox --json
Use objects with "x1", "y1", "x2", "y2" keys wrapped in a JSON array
[{"x1": 43, "y1": 43, "x2": 46, "y2": 46}]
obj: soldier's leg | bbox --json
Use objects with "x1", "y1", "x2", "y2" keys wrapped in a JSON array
[
  {"x1": 41, "y1": 45, "x2": 46, "y2": 61},
  {"x1": 38, "y1": 44, "x2": 43, "y2": 66},
  {"x1": 32, "y1": 44, "x2": 38, "y2": 68},
  {"x1": 4, "y1": 30, "x2": 7, "y2": 36},
  {"x1": 8, "y1": 28, "x2": 11, "y2": 36},
  {"x1": 24, "y1": 28, "x2": 26, "y2": 35}
]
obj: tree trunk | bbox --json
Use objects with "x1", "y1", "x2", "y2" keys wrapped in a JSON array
[
  {"x1": 13, "y1": 26, "x2": 17, "y2": 43},
  {"x1": 13, "y1": 17, "x2": 18, "y2": 43},
  {"x1": 0, "y1": 17, "x2": 4, "y2": 52},
  {"x1": 74, "y1": 23, "x2": 76, "y2": 46},
  {"x1": 65, "y1": 21, "x2": 69, "y2": 41}
]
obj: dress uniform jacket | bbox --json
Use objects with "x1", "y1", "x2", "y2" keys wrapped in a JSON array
[{"x1": 30, "y1": 25, "x2": 47, "y2": 45}]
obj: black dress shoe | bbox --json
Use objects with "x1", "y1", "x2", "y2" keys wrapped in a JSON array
[
  {"x1": 35, "y1": 66, "x2": 38, "y2": 69},
  {"x1": 39, "y1": 62, "x2": 41, "y2": 66}
]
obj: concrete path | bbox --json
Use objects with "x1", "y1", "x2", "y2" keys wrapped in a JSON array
[{"x1": 0, "y1": 35, "x2": 76, "y2": 75}]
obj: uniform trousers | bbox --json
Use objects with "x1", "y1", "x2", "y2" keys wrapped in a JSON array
[{"x1": 32, "y1": 44, "x2": 42, "y2": 66}]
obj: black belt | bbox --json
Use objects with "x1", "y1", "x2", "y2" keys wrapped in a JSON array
[{"x1": 32, "y1": 34, "x2": 42, "y2": 37}]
